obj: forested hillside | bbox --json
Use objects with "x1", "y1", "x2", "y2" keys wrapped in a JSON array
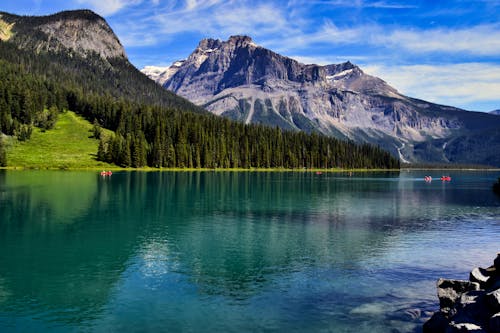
[{"x1": 0, "y1": 10, "x2": 399, "y2": 169}]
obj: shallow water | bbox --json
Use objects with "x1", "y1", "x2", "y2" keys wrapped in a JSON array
[{"x1": 0, "y1": 170, "x2": 498, "y2": 332}]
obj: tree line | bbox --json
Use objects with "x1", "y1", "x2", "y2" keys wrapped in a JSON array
[{"x1": 0, "y1": 41, "x2": 399, "y2": 169}]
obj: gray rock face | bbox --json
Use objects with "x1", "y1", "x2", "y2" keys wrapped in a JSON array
[
  {"x1": 424, "y1": 254, "x2": 500, "y2": 333},
  {"x1": 143, "y1": 35, "x2": 500, "y2": 165},
  {"x1": 437, "y1": 279, "x2": 480, "y2": 312},
  {"x1": 0, "y1": 10, "x2": 126, "y2": 60}
]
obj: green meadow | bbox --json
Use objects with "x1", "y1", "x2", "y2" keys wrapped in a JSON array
[{"x1": 5, "y1": 111, "x2": 115, "y2": 169}]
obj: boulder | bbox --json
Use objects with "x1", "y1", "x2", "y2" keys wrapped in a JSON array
[
  {"x1": 488, "y1": 313, "x2": 500, "y2": 332},
  {"x1": 453, "y1": 292, "x2": 490, "y2": 327},
  {"x1": 424, "y1": 255, "x2": 500, "y2": 332},
  {"x1": 494, "y1": 254, "x2": 500, "y2": 270},
  {"x1": 438, "y1": 279, "x2": 480, "y2": 311},
  {"x1": 485, "y1": 289, "x2": 500, "y2": 312},
  {"x1": 470, "y1": 268, "x2": 491, "y2": 288},
  {"x1": 423, "y1": 311, "x2": 449, "y2": 333}
]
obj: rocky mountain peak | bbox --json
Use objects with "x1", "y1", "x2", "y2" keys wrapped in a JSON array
[
  {"x1": 142, "y1": 35, "x2": 500, "y2": 166},
  {"x1": 227, "y1": 35, "x2": 255, "y2": 47},
  {"x1": 0, "y1": 9, "x2": 127, "y2": 60},
  {"x1": 197, "y1": 38, "x2": 223, "y2": 51}
]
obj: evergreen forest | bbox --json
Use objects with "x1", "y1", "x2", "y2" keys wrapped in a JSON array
[{"x1": 0, "y1": 41, "x2": 399, "y2": 169}]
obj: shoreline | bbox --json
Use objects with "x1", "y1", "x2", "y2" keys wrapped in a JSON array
[
  {"x1": 2, "y1": 165, "x2": 500, "y2": 172},
  {"x1": 0, "y1": 166, "x2": 403, "y2": 172}
]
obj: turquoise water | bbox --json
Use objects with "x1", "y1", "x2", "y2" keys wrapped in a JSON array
[{"x1": 0, "y1": 170, "x2": 498, "y2": 332}]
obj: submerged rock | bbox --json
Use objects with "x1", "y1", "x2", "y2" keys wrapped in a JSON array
[{"x1": 424, "y1": 254, "x2": 500, "y2": 333}]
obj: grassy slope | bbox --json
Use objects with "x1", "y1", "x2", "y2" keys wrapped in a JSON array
[
  {"x1": 2, "y1": 111, "x2": 398, "y2": 171},
  {"x1": 5, "y1": 111, "x2": 115, "y2": 169}
]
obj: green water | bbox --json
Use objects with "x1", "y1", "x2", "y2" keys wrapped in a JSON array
[{"x1": 0, "y1": 170, "x2": 499, "y2": 332}]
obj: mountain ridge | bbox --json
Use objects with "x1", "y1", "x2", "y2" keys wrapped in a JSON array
[
  {"x1": 143, "y1": 35, "x2": 500, "y2": 166},
  {"x1": 0, "y1": 9, "x2": 126, "y2": 60},
  {"x1": 0, "y1": 10, "x2": 399, "y2": 170}
]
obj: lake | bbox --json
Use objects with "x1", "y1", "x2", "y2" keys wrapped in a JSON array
[{"x1": 0, "y1": 170, "x2": 499, "y2": 332}]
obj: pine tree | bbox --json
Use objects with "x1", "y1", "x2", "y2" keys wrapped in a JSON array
[
  {"x1": 97, "y1": 137, "x2": 106, "y2": 161},
  {"x1": 0, "y1": 136, "x2": 7, "y2": 167}
]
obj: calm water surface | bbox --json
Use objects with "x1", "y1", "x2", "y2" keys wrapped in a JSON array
[{"x1": 0, "y1": 170, "x2": 499, "y2": 332}]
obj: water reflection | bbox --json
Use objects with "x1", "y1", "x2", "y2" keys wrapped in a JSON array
[{"x1": 0, "y1": 170, "x2": 499, "y2": 332}]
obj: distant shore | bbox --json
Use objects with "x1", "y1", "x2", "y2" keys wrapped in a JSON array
[
  {"x1": 0, "y1": 166, "x2": 402, "y2": 172},
  {"x1": 2, "y1": 166, "x2": 500, "y2": 172}
]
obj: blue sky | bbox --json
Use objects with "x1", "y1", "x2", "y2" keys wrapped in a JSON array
[{"x1": 2, "y1": 0, "x2": 500, "y2": 112}]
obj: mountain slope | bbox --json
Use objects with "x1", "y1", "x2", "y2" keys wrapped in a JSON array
[
  {"x1": 143, "y1": 36, "x2": 500, "y2": 166},
  {"x1": 0, "y1": 10, "x2": 398, "y2": 170},
  {"x1": 0, "y1": 10, "x2": 205, "y2": 112},
  {"x1": 0, "y1": 9, "x2": 125, "y2": 60}
]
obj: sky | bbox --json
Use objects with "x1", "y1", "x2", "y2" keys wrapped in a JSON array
[{"x1": 1, "y1": 0, "x2": 500, "y2": 112}]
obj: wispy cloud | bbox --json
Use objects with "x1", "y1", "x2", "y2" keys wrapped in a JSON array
[
  {"x1": 364, "y1": 63, "x2": 500, "y2": 109},
  {"x1": 111, "y1": 0, "x2": 500, "y2": 58},
  {"x1": 114, "y1": 1, "x2": 292, "y2": 46},
  {"x1": 269, "y1": 21, "x2": 500, "y2": 57},
  {"x1": 377, "y1": 25, "x2": 500, "y2": 56},
  {"x1": 75, "y1": 0, "x2": 143, "y2": 16},
  {"x1": 289, "y1": 0, "x2": 418, "y2": 9}
]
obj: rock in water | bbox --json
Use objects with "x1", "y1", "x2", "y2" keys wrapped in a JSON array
[
  {"x1": 424, "y1": 254, "x2": 500, "y2": 333},
  {"x1": 489, "y1": 313, "x2": 500, "y2": 332},
  {"x1": 437, "y1": 279, "x2": 480, "y2": 312},
  {"x1": 486, "y1": 289, "x2": 500, "y2": 312},
  {"x1": 470, "y1": 268, "x2": 491, "y2": 288},
  {"x1": 494, "y1": 254, "x2": 500, "y2": 270}
]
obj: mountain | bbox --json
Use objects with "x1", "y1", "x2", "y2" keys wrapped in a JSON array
[
  {"x1": 0, "y1": 9, "x2": 125, "y2": 60},
  {"x1": 490, "y1": 110, "x2": 500, "y2": 115},
  {"x1": 0, "y1": 10, "x2": 204, "y2": 111},
  {"x1": 0, "y1": 10, "x2": 398, "y2": 170},
  {"x1": 143, "y1": 35, "x2": 500, "y2": 166}
]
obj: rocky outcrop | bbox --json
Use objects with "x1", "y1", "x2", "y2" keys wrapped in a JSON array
[
  {"x1": 143, "y1": 36, "x2": 500, "y2": 166},
  {"x1": 424, "y1": 254, "x2": 500, "y2": 333},
  {"x1": 0, "y1": 10, "x2": 127, "y2": 60}
]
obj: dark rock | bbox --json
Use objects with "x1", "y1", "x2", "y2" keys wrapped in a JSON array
[
  {"x1": 485, "y1": 289, "x2": 500, "y2": 312},
  {"x1": 470, "y1": 268, "x2": 491, "y2": 288},
  {"x1": 453, "y1": 292, "x2": 491, "y2": 326},
  {"x1": 489, "y1": 313, "x2": 500, "y2": 332},
  {"x1": 425, "y1": 255, "x2": 500, "y2": 332},
  {"x1": 437, "y1": 279, "x2": 480, "y2": 311},
  {"x1": 423, "y1": 311, "x2": 449, "y2": 333},
  {"x1": 494, "y1": 254, "x2": 500, "y2": 270}
]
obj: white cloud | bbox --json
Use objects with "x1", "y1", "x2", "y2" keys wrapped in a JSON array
[
  {"x1": 75, "y1": 0, "x2": 143, "y2": 16},
  {"x1": 377, "y1": 25, "x2": 500, "y2": 55},
  {"x1": 184, "y1": 0, "x2": 223, "y2": 11},
  {"x1": 269, "y1": 21, "x2": 500, "y2": 57},
  {"x1": 363, "y1": 63, "x2": 500, "y2": 110},
  {"x1": 301, "y1": 0, "x2": 418, "y2": 9},
  {"x1": 147, "y1": 1, "x2": 290, "y2": 39},
  {"x1": 289, "y1": 55, "x2": 370, "y2": 65}
]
